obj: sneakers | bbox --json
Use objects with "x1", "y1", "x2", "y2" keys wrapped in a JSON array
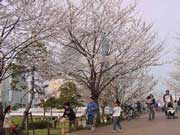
[
  {"x1": 118, "y1": 129, "x2": 124, "y2": 132},
  {"x1": 90, "y1": 127, "x2": 95, "y2": 131},
  {"x1": 113, "y1": 129, "x2": 123, "y2": 133}
]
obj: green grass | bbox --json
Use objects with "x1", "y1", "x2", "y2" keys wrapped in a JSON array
[
  {"x1": 12, "y1": 116, "x2": 23, "y2": 125},
  {"x1": 22, "y1": 122, "x2": 70, "y2": 135},
  {"x1": 11, "y1": 116, "x2": 111, "y2": 135},
  {"x1": 12, "y1": 116, "x2": 70, "y2": 135}
]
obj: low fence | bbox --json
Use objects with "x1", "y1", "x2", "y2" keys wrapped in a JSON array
[{"x1": 21, "y1": 117, "x2": 87, "y2": 135}]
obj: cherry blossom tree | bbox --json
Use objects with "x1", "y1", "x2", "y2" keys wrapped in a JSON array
[{"x1": 55, "y1": 0, "x2": 162, "y2": 122}]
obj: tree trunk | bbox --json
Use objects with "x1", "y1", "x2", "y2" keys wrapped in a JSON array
[
  {"x1": 50, "y1": 107, "x2": 53, "y2": 121},
  {"x1": 17, "y1": 67, "x2": 35, "y2": 134},
  {"x1": 43, "y1": 107, "x2": 46, "y2": 120},
  {"x1": 17, "y1": 90, "x2": 35, "y2": 133},
  {"x1": 101, "y1": 106, "x2": 105, "y2": 123},
  {"x1": 92, "y1": 95, "x2": 101, "y2": 124}
]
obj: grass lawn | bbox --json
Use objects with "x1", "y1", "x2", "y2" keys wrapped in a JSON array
[
  {"x1": 12, "y1": 116, "x2": 70, "y2": 135},
  {"x1": 11, "y1": 116, "x2": 111, "y2": 135}
]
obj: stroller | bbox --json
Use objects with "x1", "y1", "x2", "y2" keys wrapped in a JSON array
[{"x1": 166, "y1": 102, "x2": 177, "y2": 119}]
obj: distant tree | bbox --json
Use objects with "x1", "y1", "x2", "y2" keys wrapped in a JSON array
[
  {"x1": 57, "y1": 81, "x2": 83, "y2": 109},
  {"x1": 169, "y1": 48, "x2": 180, "y2": 98},
  {"x1": 43, "y1": 97, "x2": 58, "y2": 120}
]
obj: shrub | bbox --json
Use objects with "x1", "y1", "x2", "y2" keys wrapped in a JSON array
[{"x1": 28, "y1": 120, "x2": 52, "y2": 129}]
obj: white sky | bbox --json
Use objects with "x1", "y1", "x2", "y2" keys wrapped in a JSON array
[{"x1": 137, "y1": 0, "x2": 180, "y2": 93}]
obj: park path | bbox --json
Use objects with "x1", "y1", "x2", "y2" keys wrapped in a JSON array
[{"x1": 73, "y1": 112, "x2": 180, "y2": 135}]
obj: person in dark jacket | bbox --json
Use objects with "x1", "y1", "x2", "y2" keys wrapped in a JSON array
[
  {"x1": 62, "y1": 102, "x2": 76, "y2": 132},
  {"x1": 0, "y1": 102, "x2": 3, "y2": 135}
]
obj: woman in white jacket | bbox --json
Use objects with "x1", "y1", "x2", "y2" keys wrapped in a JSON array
[{"x1": 112, "y1": 101, "x2": 123, "y2": 132}]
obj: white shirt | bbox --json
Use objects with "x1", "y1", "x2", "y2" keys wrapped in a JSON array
[
  {"x1": 112, "y1": 106, "x2": 122, "y2": 117},
  {"x1": 3, "y1": 113, "x2": 12, "y2": 128},
  {"x1": 164, "y1": 95, "x2": 171, "y2": 103}
]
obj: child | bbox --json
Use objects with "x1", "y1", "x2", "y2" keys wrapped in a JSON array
[
  {"x1": 62, "y1": 102, "x2": 76, "y2": 132},
  {"x1": 167, "y1": 102, "x2": 176, "y2": 118},
  {"x1": 112, "y1": 101, "x2": 123, "y2": 132}
]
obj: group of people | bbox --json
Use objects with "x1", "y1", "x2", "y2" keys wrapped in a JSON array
[
  {"x1": 59, "y1": 96, "x2": 123, "y2": 133},
  {"x1": 124, "y1": 101, "x2": 143, "y2": 119},
  {"x1": 0, "y1": 96, "x2": 123, "y2": 134},
  {"x1": 146, "y1": 90, "x2": 180, "y2": 121},
  {"x1": 86, "y1": 97, "x2": 124, "y2": 133},
  {"x1": 61, "y1": 97, "x2": 123, "y2": 133},
  {"x1": 2, "y1": 90, "x2": 178, "y2": 134},
  {"x1": 72, "y1": 90, "x2": 180, "y2": 132}
]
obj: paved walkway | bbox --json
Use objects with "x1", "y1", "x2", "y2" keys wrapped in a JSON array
[{"x1": 73, "y1": 112, "x2": 180, "y2": 135}]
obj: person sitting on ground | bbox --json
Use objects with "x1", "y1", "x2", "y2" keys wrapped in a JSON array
[
  {"x1": 112, "y1": 100, "x2": 123, "y2": 133},
  {"x1": 61, "y1": 102, "x2": 76, "y2": 132}
]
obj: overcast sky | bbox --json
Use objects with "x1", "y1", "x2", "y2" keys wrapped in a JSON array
[{"x1": 137, "y1": 0, "x2": 180, "y2": 93}]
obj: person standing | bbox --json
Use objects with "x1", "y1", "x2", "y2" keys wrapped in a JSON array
[
  {"x1": 163, "y1": 90, "x2": 173, "y2": 115},
  {"x1": 146, "y1": 94, "x2": 156, "y2": 121},
  {"x1": 112, "y1": 101, "x2": 123, "y2": 133},
  {"x1": 136, "y1": 101, "x2": 142, "y2": 113},
  {"x1": 86, "y1": 97, "x2": 98, "y2": 131},
  {"x1": 62, "y1": 102, "x2": 76, "y2": 132}
]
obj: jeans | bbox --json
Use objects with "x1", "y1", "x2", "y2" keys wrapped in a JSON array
[
  {"x1": 113, "y1": 116, "x2": 122, "y2": 131},
  {"x1": 148, "y1": 107, "x2": 155, "y2": 120},
  {"x1": 87, "y1": 115, "x2": 96, "y2": 129},
  {"x1": 88, "y1": 115, "x2": 94, "y2": 125}
]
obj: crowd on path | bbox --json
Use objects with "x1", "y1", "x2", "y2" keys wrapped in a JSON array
[
  {"x1": 146, "y1": 90, "x2": 180, "y2": 121},
  {"x1": 1, "y1": 90, "x2": 180, "y2": 135}
]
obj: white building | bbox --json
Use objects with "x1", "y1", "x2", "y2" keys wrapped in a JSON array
[{"x1": 0, "y1": 77, "x2": 27, "y2": 107}]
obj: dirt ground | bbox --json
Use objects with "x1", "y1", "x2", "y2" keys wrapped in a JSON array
[{"x1": 73, "y1": 112, "x2": 180, "y2": 135}]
